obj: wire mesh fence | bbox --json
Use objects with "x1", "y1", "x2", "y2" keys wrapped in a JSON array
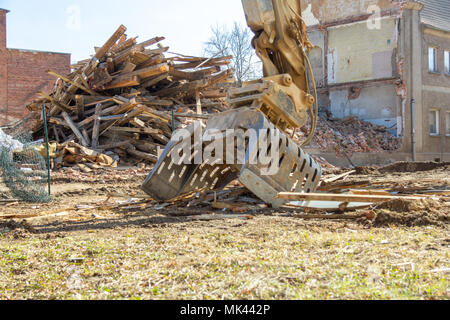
[{"x1": 0, "y1": 131, "x2": 52, "y2": 203}]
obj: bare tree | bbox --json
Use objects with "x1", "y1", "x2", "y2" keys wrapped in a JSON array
[{"x1": 204, "y1": 22, "x2": 261, "y2": 85}]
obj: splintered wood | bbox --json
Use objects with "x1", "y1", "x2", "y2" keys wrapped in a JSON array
[{"x1": 26, "y1": 25, "x2": 234, "y2": 165}]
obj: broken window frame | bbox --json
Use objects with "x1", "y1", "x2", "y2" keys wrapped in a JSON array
[
  {"x1": 445, "y1": 51, "x2": 450, "y2": 76},
  {"x1": 428, "y1": 47, "x2": 438, "y2": 73},
  {"x1": 429, "y1": 109, "x2": 440, "y2": 136}
]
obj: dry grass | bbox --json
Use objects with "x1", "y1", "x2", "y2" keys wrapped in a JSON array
[
  {"x1": 0, "y1": 166, "x2": 448, "y2": 300},
  {"x1": 0, "y1": 216, "x2": 448, "y2": 300}
]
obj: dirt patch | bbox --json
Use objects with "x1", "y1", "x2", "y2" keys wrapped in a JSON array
[
  {"x1": 355, "y1": 166, "x2": 380, "y2": 175},
  {"x1": 0, "y1": 220, "x2": 36, "y2": 238},
  {"x1": 372, "y1": 198, "x2": 449, "y2": 227},
  {"x1": 378, "y1": 162, "x2": 450, "y2": 173}
]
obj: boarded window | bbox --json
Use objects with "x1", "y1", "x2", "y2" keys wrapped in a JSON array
[
  {"x1": 445, "y1": 51, "x2": 450, "y2": 75},
  {"x1": 429, "y1": 47, "x2": 438, "y2": 73},
  {"x1": 429, "y1": 110, "x2": 440, "y2": 135}
]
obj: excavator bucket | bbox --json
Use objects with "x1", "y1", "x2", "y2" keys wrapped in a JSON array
[{"x1": 142, "y1": 108, "x2": 321, "y2": 208}]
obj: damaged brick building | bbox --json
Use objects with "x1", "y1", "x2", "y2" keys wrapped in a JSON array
[
  {"x1": 302, "y1": 0, "x2": 450, "y2": 164},
  {"x1": 0, "y1": 8, "x2": 70, "y2": 126}
]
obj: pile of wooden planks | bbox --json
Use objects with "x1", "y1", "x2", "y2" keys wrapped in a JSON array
[{"x1": 26, "y1": 25, "x2": 234, "y2": 165}]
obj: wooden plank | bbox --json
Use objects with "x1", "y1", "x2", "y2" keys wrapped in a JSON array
[
  {"x1": 112, "y1": 63, "x2": 169, "y2": 83},
  {"x1": 196, "y1": 89, "x2": 202, "y2": 115},
  {"x1": 48, "y1": 71, "x2": 98, "y2": 96},
  {"x1": 102, "y1": 76, "x2": 140, "y2": 90},
  {"x1": 322, "y1": 170, "x2": 356, "y2": 184},
  {"x1": 169, "y1": 66, "x2": 218, "y2": 81},
  {"x1": 109, "y1": 127, "x2": 162, "y2": 135},
  {"x1": 174, "y1": 56, "x2": 232, "y2": 70},
  {"x1": 75, "y1": 95, "x2": 85, "y2": 121},
  {"x1": 106, "y1": 58, "x2": 115, "y2": 74},
  {"x1": 277, "y1": 193, "x2": 427, "y2": 203},
  {"x1": 96, "y1": 140, "x2": 134, "y2": 151},
  {"x1": 39, "y1": 92, "x2": 73, "y2": 113},
  {"x1": 126, "y1": 145, "x2": 158, "y2": 163},
  {"x1": 318, "y1": 181, "x2": 370, "y2": 192},
  {"x1": 110, "y1": 37, "x2": 138, "y2": 55},
  {"x1": 82, "y1": 129, "x2": 91, "y2": 146},
  {"x1": 62, "y1": 111, "x2": 88, "y2": 147},
  {"x1": 136, "y1": 37, "x2": 165, "y2": 50},
  {"x1": 139, "y1": 73, "x2": 169, "y2": 88},
  {"x1": 91, "y1": 104, "x2": 103, "y2": 149},
  {"x1": 119, "y1": 61, "x2": 137, "y2": 74},
  {"x1": 132, "y1": 140, "x2": 164, "y2": 154},
  {"x1": 117, "y1": 106, "x2": 146, "y2": 126},
  {"x1": 95, "y1": 25, "x2": 127, "y2": 60}
]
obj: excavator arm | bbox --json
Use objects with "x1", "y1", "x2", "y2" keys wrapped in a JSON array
[
  {"x1": 141, "y1": 0, "x2": 322, "y2": 208},
  {"x1": 233, "y1": 0, "x2": 318, "y2": 139}
]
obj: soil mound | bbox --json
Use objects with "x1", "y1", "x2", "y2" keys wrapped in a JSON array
[
  {"x1": 378, "y1": 162, "x2": 450, "y2": 173},
  {"x1": 372, "y1": 198, "x2": 448, "y2": 227}
]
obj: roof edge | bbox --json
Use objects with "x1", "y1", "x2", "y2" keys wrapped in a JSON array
[
  {"x1": 0, "y1": 8, "x2": 10, "y2": 13},
  {"x1": 422, "y1": 23, "x2": 450, "y2": 35},
  {"x1": 7, "y1": 47, "x2": 71, "y2": 56}
]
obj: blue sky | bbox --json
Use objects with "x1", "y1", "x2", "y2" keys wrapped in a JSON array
[{"x1": 0, "y1": 0, "x2": 247, "y2": 63}]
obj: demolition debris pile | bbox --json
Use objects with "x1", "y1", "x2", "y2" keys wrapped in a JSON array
[
  {"x1": 296, "y1": 115, "x2": 403, "y2": 156},
  {"x1": 13, "y1": 24, "x2": 403, "y2": 168},
  {"x1": 23, "y1": 25, "x2": 233, "y2": 167}
]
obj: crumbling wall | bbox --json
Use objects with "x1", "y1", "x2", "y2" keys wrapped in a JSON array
[
  {"x1": 307, "y1": 30, "x2": 326, "y2": 87},
  {"x1": 301, "y1": 0, "x2": 402, "y2": 25},
  {"x1": 327, "y1": 17, "x2": 398, "y2": 84},
  {"x1": 329, "y1": 84, "x2": 399, "y2": 134}
]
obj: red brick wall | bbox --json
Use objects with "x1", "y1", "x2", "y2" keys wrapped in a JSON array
[
  {"x1": 0, "y1": 10, "x2": 7, "y2": 119},
  {"x1": 5, "y1": 50, "x2": 70, "y2": 122},
  {"x1": 0, "y1": 9, "x2": 6, "y2": 48},
  {"x1": 0, "y1": 9, "x2": 71, "y2": 126}
]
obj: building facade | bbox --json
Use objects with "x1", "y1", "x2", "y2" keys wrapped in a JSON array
[
  {"x1": 0, "y1": 9, "x2": 71, "y2": 126},
  {"x1": 302, "y1": 0, "x2": 450, "y2": 163}
]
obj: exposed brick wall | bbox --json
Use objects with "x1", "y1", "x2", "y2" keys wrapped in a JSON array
[
  {"x1": 5, "y1": 50, "x2": 70, "y2": 121},
  {"x1": 0, "y1": 9, "x2": 71, "y2": 126},
  {"x1": 0, "y1": 10, "x2": 8, "y2": 118}
]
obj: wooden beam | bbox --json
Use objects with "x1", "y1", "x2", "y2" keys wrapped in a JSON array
[
  {"x1": 48, "y1": 71, "x2": 98, "y2": 96},
  {"x1": 109, "y1": 127, "x2": 162, "y2": 135},
  {"x1": 38, "y1": 92, "x2": 73, "y2": 113},
  {"x1": 277, "y1": 193, "x2": 427, "y2": 203},
  {"x1": 113, "y1": 63, "x2": 169, "y2": 83},
  {"x1": 126, "y1": 145, "x2": 158, "y2": 163},
  {"x1": 102, "y1": 76, "x2": 140, "y2": 90},
  {"x1": 91, "y1": 104, "x2": 103, "y2": 149},
  {"x1": 75, "y1": 95, "x2": 85, "y2": 121},
  {"x1": 95, "y1": 25, "x2": 127, "y2": 60},
  {"x1": 62, "y1": 111, "x2": 88, "y2": 147}
]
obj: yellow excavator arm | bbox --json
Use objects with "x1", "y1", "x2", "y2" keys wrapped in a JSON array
[
  {"x1": 233, "y1": 0, "x2": 318, "y2": 143},
  {"x1": 142, "y1": 0, "x2": 322, "y2": 208}
]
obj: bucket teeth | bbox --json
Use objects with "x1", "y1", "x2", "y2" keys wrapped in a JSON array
[{"x1": 142, "y1": 108, "x2": 321, "y2": 207}]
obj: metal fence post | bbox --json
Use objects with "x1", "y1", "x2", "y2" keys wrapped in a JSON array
[{"x1": 42, "y1": 105, "x2": 51, "y2": 196}]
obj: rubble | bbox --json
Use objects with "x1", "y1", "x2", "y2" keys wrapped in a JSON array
[
  {"x1": 295, "y1": 115, "x2": 403, "y2": 157},
  {"x1": 0, "y1": 129, "x2": 23, "y2": 152},
  {"x1": 21, "y1": 25, "x2": 234, "y2": 167}
]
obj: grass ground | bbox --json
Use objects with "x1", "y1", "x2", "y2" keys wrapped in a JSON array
[{"x1": 0, "y1": 166, "x2": 448, "y2": 300}]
